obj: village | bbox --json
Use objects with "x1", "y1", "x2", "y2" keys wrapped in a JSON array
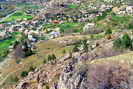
[{"x1": 0, "y1": 1, "x2": 133, "y2": 59}]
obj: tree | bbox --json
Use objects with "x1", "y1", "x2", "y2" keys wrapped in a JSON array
[
  {"x1": 23, "y1": 41, "x2": 33, "y2": 57},
  {"x1": 14, "y1": 41, "x2": 33, "y2": 59}
]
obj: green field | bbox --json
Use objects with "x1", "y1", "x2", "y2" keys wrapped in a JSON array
[
  {"x1": 0, "y1": 32, "x2": 21, "y2": 62},
  {"x1": 2, "y1": 11, "x2": 33, "y2": 23},
  {"x1": 43, "y1": 22, "x2": 85, "y2": 33},
  {"x1": 58, "y1": 22, "x2": 85, "y2": 33}
]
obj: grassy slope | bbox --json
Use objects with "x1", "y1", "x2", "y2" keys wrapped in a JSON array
[
  {"x1": 43, "y1": 22, "x2": 85, "y2": 33},
  {"x1": 0, "y1": 35, "x2": 87, "y2": 88},
  {"x1": 90, "y1": 51, "x2": 133, "y2": 65}
]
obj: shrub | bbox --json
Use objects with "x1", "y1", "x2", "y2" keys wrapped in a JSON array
[
  {"x1": 15, "y1": 59, "x2": 21, "y2": 64},
  {"x1": 47, "y1": 54, "x2": 56, "y2": 61},
  {"x1": 48, "y1": 55, "x2": 52, "y2": 61},
  {"x1": 72, "y1": 44, "x2": 79, "y2": 52},
  {"x1": 62, "y1": 49, "x2": 66, "y2": 54},
  {"x1": 51, "y1": 54, "x2": 56, "y2": 60},
  {"x1": 113, "y1": 38, "x2": 122, "y2": 48},
  {"x1": 121, "y1": 33, "x2": 132, "y2": 49},
  {"x1": 29, "y1": 66, "x2": 36, "y2": 72},
  {"x1": 21, "y1": 71, "x2": 28, "y2": 77},
  {"x1": 45, "y1": 85, "x2": 49, "y2": 89},
  {"x1": 128, "y1": 20, "x2": 133, "y2": 29},
  {"x1": 43, "y1": 59, "x2": 47, "y2": 64},
  {"x1": 82, "y1": 39, "x2": 89, "y2": 52},
  {"x1": 113, "y1": 33, "x2": 132, "y2": 49},
  {"x1": 105, "y1": 28, "x2": 112, "y2": 35}
]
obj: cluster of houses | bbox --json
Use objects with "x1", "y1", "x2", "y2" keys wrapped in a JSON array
[
  {"x1": 0, "y1": 2, "x2": 132, "y2": 46},
  {"x1": 0, "y1": 3, "x2": 121, "y2": 42},
  {"x1": 42, "y1": 4, "x2": 113, "y2": 23},
  {"x1": 112, "y1": 5, "x2": 133, "y2": 15},
  {"x1": 0, "y1": 13, "x2": 61, "y2": 42},
  {"x1": 103, "y1": 0, "x2": 124, "y2": 3}
]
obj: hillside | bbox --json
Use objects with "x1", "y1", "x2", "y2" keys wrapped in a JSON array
[{"x1": 0, "y1": 0, "x2": 133, "y2": 89}]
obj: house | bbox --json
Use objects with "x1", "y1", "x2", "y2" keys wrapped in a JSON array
[
  {"x1": 0, "y1": 24, "x2": 4, "y2": 29},
  {"x1": 83, "y1": 23, "x2": 95, "y2": 34},
  {"x1": 49, "y1": 31, "x2": 60, "y2": 39},
  {"x1": 126, "y1": 6, "x2": 133, "y2": 14},
  {"x1": 0, "y1": 31, "x2": 6, "y2": 39},
  {"x1": 51, "y1": 20, "x2": 60, "y2": 24},
  {"x1": 28, "y1": 34, "x2": 37, "y2": 42}
]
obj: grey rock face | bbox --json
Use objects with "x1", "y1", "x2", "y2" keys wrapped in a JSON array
[
  {"x1": 51, "y1": 57, "x2": 89, "y2": 89},
  {"x1": 51, "y1": 56, "x2": 133, "y2": 89}
]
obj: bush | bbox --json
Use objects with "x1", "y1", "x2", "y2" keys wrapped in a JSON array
[
  {"x1": 62, "y1": 49, "x2": 66, "y2": 54},
  {"x1": 47, "y1": 54, "x2": 56, "y2": 61},
  {"x1": 21, "y1": 71, "x2": 28, "y2": 77},
  {"x1": 72, "y1": 44, "x2": 79, "y2": 52},
  {"x1": 29, "y1": 66, "x2": 36, "y2": 72},
  {"x1": 113, "y1": 38, "x2": 122, "y2": 48},
  {"x1": 82, "y1": 39, "x2": 89, "y2": 52},
  {"x1": 43, "y1": 59, "x2": 47, "y2": 64},
  {"x1": 121, "y1": 33, "x2": 132, "y2": 49},
  {"x1": 51, "y1": 54, "x2": 56, "y2": 60},
  {"x1": 105, "y1": 28, "x2": 112, "y2": 35},
  {"x1": 128, "y1": 20, "x2": 133, "y2": 29},
  {"x1": 113, "y1": 33, "x2": 132, "y2": 49}
]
